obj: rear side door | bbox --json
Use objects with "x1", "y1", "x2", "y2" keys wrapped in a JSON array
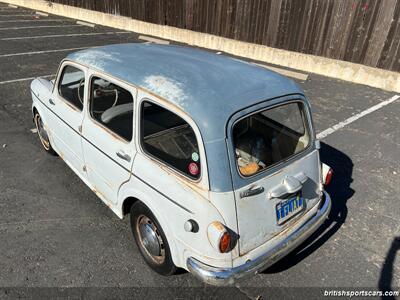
[
  {"x1": 48, "y1": 62, "x2": 88, "y2": 177},
  {"x1": 226, "y1": 96, "x2": 321, "y2": 255},
  {"x1": 81, "y1": 71, "x2": 137, "y2": 205}
]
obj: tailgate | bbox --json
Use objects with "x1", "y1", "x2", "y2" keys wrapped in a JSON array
[{"x1": 227, "y1": 99, "x2": 321, "y2": 255}]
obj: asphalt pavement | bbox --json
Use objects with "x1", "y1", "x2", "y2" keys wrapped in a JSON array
[{"x1": 0, "y1": 3, "x2": 399, "y2": 299}]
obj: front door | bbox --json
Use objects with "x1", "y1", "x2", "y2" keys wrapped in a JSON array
[
  {"x1": 227, "y1": 98, "x2": 321, "y2": 255},
  {"x1": 49, "y1": 62, "x2": 88, "y2": 176},
  {"x1": 81, "y1": 71, "x2": 137, "y2": 205}
]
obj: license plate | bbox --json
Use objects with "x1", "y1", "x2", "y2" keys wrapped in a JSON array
[{"x1": 276, "y1": 194, "x2": 304, "y2": 225}]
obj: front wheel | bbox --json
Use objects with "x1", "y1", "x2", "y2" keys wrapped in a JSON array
[
  {"x1": 34, "y1": 111, "x2": 56, "y2": 155},
  {"x1": 130, "y1": 202, "x2": 177, "y2": 276}
]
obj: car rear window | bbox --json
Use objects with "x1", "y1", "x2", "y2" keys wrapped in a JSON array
[
  {"x1": 141, "y1": 101, "x2": 201, "y2": 179},
  {"x1": 233, "y1": 102, "x2": 310, "y2": 177}
]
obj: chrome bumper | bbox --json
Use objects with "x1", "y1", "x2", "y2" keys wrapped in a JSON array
[{"x1": 187, "y1": 191, "x2": 331, "y2": 286}]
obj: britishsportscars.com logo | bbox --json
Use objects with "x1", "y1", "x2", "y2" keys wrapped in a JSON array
[{"x1": 324, "y1": 289, "x2": 399, "y2": 298}]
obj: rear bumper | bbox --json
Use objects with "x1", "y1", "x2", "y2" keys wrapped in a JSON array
[{"x1": 187, "y1": 191, "x2": 331, "y2": 286}]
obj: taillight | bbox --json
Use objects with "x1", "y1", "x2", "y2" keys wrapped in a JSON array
[
  {"x1": 208, "y1": 222, "x2": 232, "y2": 253},
  {"x1": 325, "y1": 168, "x2": 333, "y2": 186},
  {"x1": 322, "y1": 163, "x2": 333, "y2": 187},
  {"x1": 219, "y1": 232, "x2": 231, "y2": 253}
]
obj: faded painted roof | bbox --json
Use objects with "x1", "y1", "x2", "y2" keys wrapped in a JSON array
[{"x1": 67, "y1": 43, "x2": 303, "y2": 142}]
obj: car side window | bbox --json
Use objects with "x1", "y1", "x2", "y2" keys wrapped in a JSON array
[
  {"x1": 89, "y1": 76, "x2": 134, "y2": 141},
  {"x1": 58, "y1": 65, "x2": 85, "y2": 111},
  {"x1": 141, "y1": 101, "x2": 201, "y2": 179}
]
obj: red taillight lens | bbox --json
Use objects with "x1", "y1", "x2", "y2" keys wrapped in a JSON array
[
  {"x1": 219, "y1": 232, "x2": 231, "y2": 253},
  {"x1": 325, "y1": 168, "x2": 333, "y2": 186}
]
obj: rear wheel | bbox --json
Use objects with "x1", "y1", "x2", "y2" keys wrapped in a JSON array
[
  {"x1": 34, "y1": 111, "x2": 56, "y2": 155},
  {"x1": 130, "y1": 202, "x2": 177, "y2": 275}
]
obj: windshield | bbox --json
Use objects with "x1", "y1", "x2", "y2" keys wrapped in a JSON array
[{"x1": 233, "y1": 101, "x2": 311, "y2": 177}]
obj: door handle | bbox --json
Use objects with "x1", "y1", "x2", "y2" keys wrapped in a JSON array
[
  {"x1": 116, "y1": 150, "x2": 131, "y2": 162},
  {"x1": 240, "y1": 185, "x2": 264, "y2": 198},
  {"x1": 49, "y1": 98, "x2": 55, "y2": 105}
]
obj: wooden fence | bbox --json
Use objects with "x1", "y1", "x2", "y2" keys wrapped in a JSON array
[{"x1": 51, "y1": 0, "x2": 400, "y2": 72}]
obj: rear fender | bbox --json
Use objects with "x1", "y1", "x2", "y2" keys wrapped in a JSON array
[{"x1": 117, "y1": 183, "x2": 182, "y2": 268}]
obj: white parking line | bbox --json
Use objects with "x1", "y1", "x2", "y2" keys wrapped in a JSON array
[
  {"x1": 0, "y1": 74, "x2": 54, "y2": 85},
  {"x1": 76, "y1": 20, "x2": 95, "y2": 28},
  {"x1": 0, "y1": 9, "x2": 30, "y2": 11},
  {"x1": 0, "y1": 14, "x2": 35, "y2": 17},
  {"x1": 0, "y1": 24, "x2": 84, "y2": 30},
  {"x1": 0, "y1": 19, "x2": 68, "y2": 23},
  {"x1": 0, "y1": 11, "x2": 31, "y2": 14},
  {"x1": 138, "y1": 35, "x2": 170, "y2": 44},
  {"x1": 254, "y1": 63, "x2": 309, "y2": 81},
  {"x1": 35, "y1": 12, "x2": 49, "y2": 17},
  {"x1": 0, "y1": 47, "x2": 88, "y2": 58},
  {"x1": 317, "y1": 95, "x2": 400, "y2": 139},
  {"x1": 2, "y1": 31, "x2": 131, "y2": 40}
]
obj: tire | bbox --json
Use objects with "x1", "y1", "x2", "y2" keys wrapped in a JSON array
[
  {"x1": 33, "y1": 111, "x2": 57, "y2": 156},
  {"x1": 130, "y1": 201, "x2": 177, "y2": 276}
]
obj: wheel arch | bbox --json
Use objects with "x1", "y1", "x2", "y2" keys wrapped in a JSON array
[
  {"x1": 119, "y1": 189, "x2": 182, "y2": 268},
  {"x1": 32, "y1": 103, "x2": 49, "y2": 127},
  {"x1": 122, "y1": 196, "x2": 140, "y2": 216}
]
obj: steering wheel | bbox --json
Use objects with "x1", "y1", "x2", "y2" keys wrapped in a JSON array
[
  {"x1": 92, "y1": 87, "x2": 119, "y2": 114},
  {"x1": 77, "y1": 78, "x2": 85, "y2": 104}
]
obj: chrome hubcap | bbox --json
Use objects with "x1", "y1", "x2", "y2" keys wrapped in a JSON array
[
  {"x1": 136, "y1": 215, "x2": 165, "y2": 264},
  {"x1": 35, "y1": 114, "x2": 50, "y2": 150}
]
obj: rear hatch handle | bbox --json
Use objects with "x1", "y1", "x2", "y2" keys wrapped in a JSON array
[
  {"x1": 268, "y1": 172, "x2": 308, "y2": 199},
  {"x1": 240, "y1": 185, "x2": 265, "y2": 198}
]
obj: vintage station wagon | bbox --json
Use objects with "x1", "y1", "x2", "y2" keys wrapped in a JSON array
[{"x1": 31, "y1": 43, "x2": 332, "y2": 285}]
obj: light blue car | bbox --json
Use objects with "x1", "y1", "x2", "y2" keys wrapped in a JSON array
[{"x1": 31, "y1": 43, "x2": 332, "y2": 285}]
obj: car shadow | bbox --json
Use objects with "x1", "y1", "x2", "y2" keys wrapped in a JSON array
[
  {"x1": 262, "y1": 142, "x2": 354, "y2": 274},
  {"x1": 378, "y1": 236, "x2": 400, "y2": 299}
]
